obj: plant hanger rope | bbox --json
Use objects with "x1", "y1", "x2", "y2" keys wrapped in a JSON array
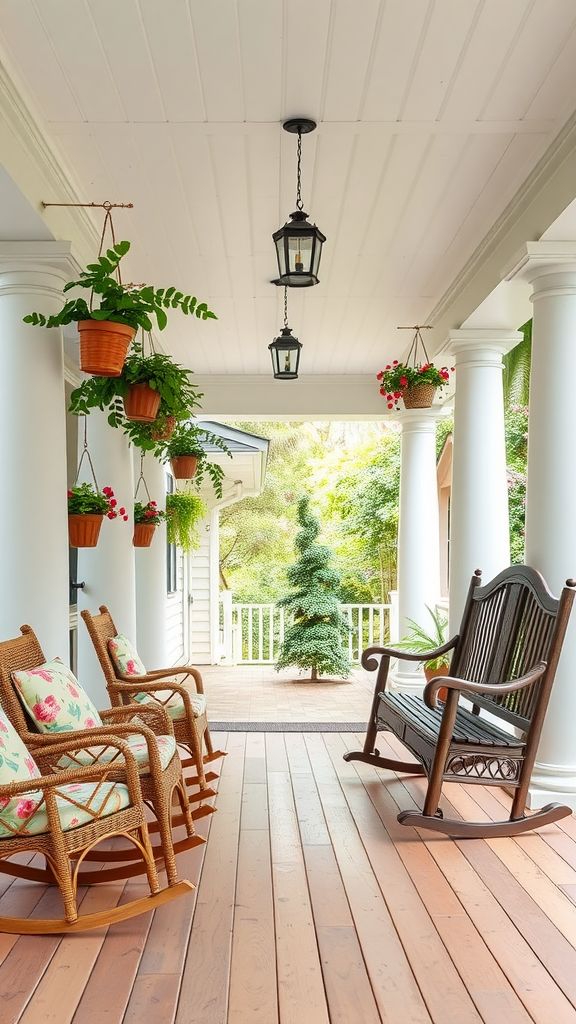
[
  {"x1": 397, "y1": 325, "x2": 433, "y2": 367},
  {"x1": 134, "y1": 454, "x2": 152, "y2": 504},
  {"x1": 74, "y1": 417, "x2": 101, "y2": 492}
]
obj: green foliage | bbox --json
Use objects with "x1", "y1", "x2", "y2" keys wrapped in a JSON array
[
  {"x1": 24, "y1": 241, "x2": 217, "y2": 333},
  {"x1": 377, "y1": 361, "x2": 451, "y2": 408},
  {"x1": 166, "y1": 492, "x2": 207, "y2": 553},
  {"x1": 505, "y1": 404, "x2": 528, "y2": 563},
  {"x1": 68, "y1": 483, "x2": 111, "y2": 515},
  {"x1": 436, "y1": 415, "x2": 453, "y2": 459},
  {"x1": 394, "y1": 605, "x2": 449, "y2": 670},
  {"x1": 503, "y1": 320, "x2": 531, "y2": 407},
  {"x1": 276, "y1": 496, "x2": 351, "y2": 679},
  {"x1": 134, "y1": 500, "x2": 166, "y2": 525},
  {"x1": 68, "y1": 344, "x2": 203, "y2": 442},
  {"x1": 162, "y1": 424, "x2": 232, "y2": 499}
]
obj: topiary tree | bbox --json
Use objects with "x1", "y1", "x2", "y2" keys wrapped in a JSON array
[{"x1": 276, "y1": 495, "x2": 351, "y2": 681}]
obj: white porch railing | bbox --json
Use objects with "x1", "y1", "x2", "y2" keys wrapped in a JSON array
[{"x1": 220, "y1": 597, "x2": 393, "y2": 664}]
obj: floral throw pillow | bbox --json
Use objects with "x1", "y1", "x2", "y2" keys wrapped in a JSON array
[
  {"x1": 12, "y1": 658, "x2": 103, "y2": 734},
  {"x1": 108, "y1": 634, "x2": 146, "y2": 677},
  {"x1": 0, "y1": 705, "x2": 43, "y2": 832}
]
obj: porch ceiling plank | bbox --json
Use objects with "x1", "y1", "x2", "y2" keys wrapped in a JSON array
[
  {"x1": 317, "y1": 731, "x2": 483, "y2": 1024},
  {"x1": 175, "y1": 731, "x2": 246, "y2": 1024},
  {"x1": 302, "y1": 733, "x2": 433, "y2": 1024}
]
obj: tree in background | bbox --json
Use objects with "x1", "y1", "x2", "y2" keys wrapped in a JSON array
[
  {"x1": 276, "y1": 495, "x2": 351, "y2": 681},
  {"x1": 503, "y1": 320, "x2": 531, "y2": 407}
]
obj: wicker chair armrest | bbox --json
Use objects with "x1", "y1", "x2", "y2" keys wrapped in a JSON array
[
  {"x1": 362, "y1": 636, "x2": 458, "y2": 670},
  {"x1": 423, "y1": 661, "x2": 548, "y2": 708},
  {"x1": 116, "y1": 665, "x2": 204, "y2": 693},
  {"x1": 3, "y1": 736, "x2": 143, "y2": 796},
  {"x1": 109, "y1": 679, "x2": 198, "y2": 716},
  {"x1": 100, "y1": 704, "x2": 174, "y2": 737},
  {"x1": 30, "y1": 723, "x2": 168, "y2": 780}
]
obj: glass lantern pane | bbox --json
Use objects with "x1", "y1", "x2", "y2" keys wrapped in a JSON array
[{"x1": 288, "y1": 236, "x2": 312, "y2": 273}]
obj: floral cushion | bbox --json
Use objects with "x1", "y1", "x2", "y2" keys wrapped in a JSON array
[
  {"x1": 0, "y1": 781, "x2": 131, "y2": 839},
  {"x1": 0, "y1": 706, "x2": 41, "y2": 785},
  {"x1": 57, "y1": 733, "x2": 177, "y2": 773},
  {"x1": 12, "y1": 659, "x2": 103, "y2": 734},
  {"x1": 133, "y1": 689, "x2": 206, "y2": 722},
  {"x1": 108, "y1": 634, "x2": 146, "y2": 677}
]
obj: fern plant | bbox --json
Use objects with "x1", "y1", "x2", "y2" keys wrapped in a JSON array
[
  {"x1": 166, "y1": 492, "x2": 207, "y2": 554},
  {"x1": 394, "y1": 605, "x2": 448, "y2": 670},
  {"x1": 24, "y1": 241, "x2": 217, "y2": 333}
]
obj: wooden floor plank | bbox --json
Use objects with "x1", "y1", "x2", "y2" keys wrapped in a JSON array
[
  {"x1": 175, "y1": 732, "x2": 246, "y2": 1024},
  {"x1": 122, "y1": 973, "x2": 180, "y2": 1024}
]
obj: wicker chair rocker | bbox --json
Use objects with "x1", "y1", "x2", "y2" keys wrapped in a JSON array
[
  {"x1": 345, "y1": 565, "x2": 576, "y2": 838},
  {"x1": 0, "y1": 724, "x2": 194, "y2": 934},
  {"x1": 81, "y1": 606, "x2": 225, "y2": 800},
  {"x1": 0, "y1": 626, "x2": 204, "y2": 887}
]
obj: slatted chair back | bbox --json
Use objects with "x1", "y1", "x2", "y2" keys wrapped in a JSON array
[
  {"x1": 450, "y1": 566, "x2": 564, "y2": 733},
  {"x1": 82, "y1": 606, "x2": 124, "y2": 700}
]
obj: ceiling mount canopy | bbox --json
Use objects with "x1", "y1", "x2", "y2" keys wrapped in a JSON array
[
  {"x1": 269, "y1": 287, "x2": 302, "y2": 380},
  {"x1": 272, "y1": 118, "x2": 326, "y2": 288}
]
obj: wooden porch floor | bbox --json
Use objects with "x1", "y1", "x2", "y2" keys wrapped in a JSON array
[{"x1": 2, "y1": 668, "x2": 576, "y2": 1024}]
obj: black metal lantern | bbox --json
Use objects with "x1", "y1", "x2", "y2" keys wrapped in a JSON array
[
  {"x1": 272, "y1": 118, "x2": 326, "y2": 288},
  {"x1": 269, "y1": 288, "x2": 302, "y2": 379}
]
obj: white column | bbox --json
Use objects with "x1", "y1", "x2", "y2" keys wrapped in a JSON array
[
  {"x1": 134, "y1": 450, "x2": 168, "y2": 670},
  {"x1": 76, "y1": 410, "x2": 135, "y2": 706},
  {"x1": 393, "y1": 409, "x2": 441, "y2": 690},
  {"x1": 446, "y1": 330, "x2": 520, "y2": 633},
  {"x1": 0, "y1": 250, "x2": 76, "y2": 660},
  {"x1": 506, "y1": 243, "x2": 576, "y2": 807}
]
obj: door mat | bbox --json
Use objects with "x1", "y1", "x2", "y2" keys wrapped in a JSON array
[{"x1": 209, "y1": 722, "x2": 368, "y2": 732}]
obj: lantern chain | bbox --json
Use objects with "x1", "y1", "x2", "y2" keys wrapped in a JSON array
[
  {"x1": 296, "y1": 129, "x2": 304, "y2": 211},
  {"x1": 284, "y1": 286, "x2": 289, "y2": 329}
]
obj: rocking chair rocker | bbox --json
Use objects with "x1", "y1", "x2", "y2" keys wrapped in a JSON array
[{"x1": 345, "y1": 566, "x2": 576, "y2": 838}]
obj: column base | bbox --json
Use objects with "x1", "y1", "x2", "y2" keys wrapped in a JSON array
[
  {"x1": 388, "y1": 667, "x2": 425, "y2": 694},
  {"x1": 524, "y1": 760, "x2": 576, "y2": 812}
]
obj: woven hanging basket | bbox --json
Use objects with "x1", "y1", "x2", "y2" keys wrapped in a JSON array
[
  {"x1": 68, "y1": 514, "x2": 103, "y2": 548},
  {"x1": 170, "y1": 455, "x2": 198, "y2": 480},
  {"x1": 151, "y1": 415, "x2": 177, "y2": 441},
  {"x1": 78, "y1": 320, "x2": 136, "y2": 377},
  {"x1": 402, "y1": 384, "x2": 436, "y2": 409},
  {"x1": 124, "y1": 383, "x2": 162, "y2": 422},
  {"x1": 133, "y1": 522, "x2": 157, "y2": 547}
]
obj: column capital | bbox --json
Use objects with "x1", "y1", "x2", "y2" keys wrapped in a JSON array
[
  {"x1": 0, "y1": 241, "x2": 82, "y2": 288},
  {"x1": 504, "y1": 241, "x2": 576, "y2": 283},
  {"x1": 444, "y1": 328, "x2": 523, "y2": 359},
  {"x1": 396, "y1": 407, "x2": 443, "y2": 433}
]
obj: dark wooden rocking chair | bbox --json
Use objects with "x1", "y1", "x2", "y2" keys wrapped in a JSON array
[{"x1": 345, "y1": 565, "x2": 576, "y2": 838}]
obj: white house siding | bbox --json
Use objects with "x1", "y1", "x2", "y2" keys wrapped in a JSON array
[
  {"x1": 166, "y1": 551, "x2": 187, "y2": 665},
  {"x1": 189, "y1": 518, "x2": 212, "y2": 664}
]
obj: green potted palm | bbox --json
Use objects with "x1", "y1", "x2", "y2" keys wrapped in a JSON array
[
  {"x1": 162, "y1": 424, "x2": 231, "y2": 497},
  {"x1": 165, "y1": 492, "x2": 207, "y2": 554},
  {"x1": 395, "y1": 605, "x2": 450, "y2": 699},
  {"x1": 67, "y1": 483, "x2": 127, "y2": 548},
  {"x1": 24, "y1": 241, "x2": 217, "y2": 377}
]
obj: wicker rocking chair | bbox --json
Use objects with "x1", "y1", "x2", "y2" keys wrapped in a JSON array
[
  {"x1": 345, "y1": 566, "x2": 576, "y2": 838},
  {"x1": 81, "y1": 606, "x2": 225, "y2": 800},
  {"x1": 0, "y1": 724, "x2": 194, "y2": 934},
  {"x1": 0, "y1": 626, "x2": 205, "y2": 887}
]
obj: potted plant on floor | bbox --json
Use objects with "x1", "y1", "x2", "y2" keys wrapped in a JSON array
[
  {"x1": 133, "y1": 500, "x2": 166, "y2": 548},
  {"x1": 23, "y1": 241, "x2": 217, "y2": 377},
  {"x1": 68, "y1": 483, "x2": 127, "y2": 548},
  {"x1": 165, "y1": 492, "x2": 207, "y2": 554},
  {"x1": 68, "y1": 346, "x2": 203, "y2": 434},
  {"x1": 395, "y1": 605, "x2": 450, "y2": 699},
  {"x1": 161, "y1": 424, "x2": 231, "y2": 497}
]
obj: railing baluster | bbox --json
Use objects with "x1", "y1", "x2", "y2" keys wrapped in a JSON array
[{"x1": 258, "y1": 606, "x2": 264, "y2": 661}]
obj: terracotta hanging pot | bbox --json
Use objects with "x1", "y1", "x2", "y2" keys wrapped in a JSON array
[
  {"x1": 133, "y1": 522, "x2": 156, "y2": 547},
  {"x1": 170, "y1": 455, "x2": 198, "y2": 480},
  {"x1": 68, "y1": 514, "x2": 103, "y2": 548},
  {"x1": 124, "y1": 383, "x2": 162, "y2": 422},
  {"x1": 402, "y1": 384, "x2": 436, "y2": 409},
  {"x1": 78, "y1": 320, "x2": 136, "y2": 377},
  {"x1": 423, "y1": 663, "x2": 449, "y2": 702},
  {"x1": 151, "y1": 415, "x2": 177, "y2": 441}
]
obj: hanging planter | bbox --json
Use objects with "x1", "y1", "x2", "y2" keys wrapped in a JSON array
[
  {"x1": 124, "y1": 383, "x2": 161, "y2": 422},
  {"x1": 376, "y1": 327, "x2": 452, "y2": 411},
  {"x1": 133, "y1": 522, "x2": 156, "y2": 547},
  {"x1": 133, "y1": 462, "x2": 167, "y2": 547},
  {"x1": 78, "y1": 320, "x2": 136, "y2": 377},
  {"x1": 68, "y1": 513, "x2": 103, "y2": 548},
  {"x1": 166, "y1": 492, "x2": 207, "y2": 554},
  {"x1": 68, "y1": 421, "x2": 128, "y2": 547},
  {"x1": 170, "y1": 455, "x2": 198, "y2": 480}
]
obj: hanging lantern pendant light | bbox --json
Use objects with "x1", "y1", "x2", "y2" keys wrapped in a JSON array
[
  {"x1": 269, "y1": 287, "x2": 302, "y2": 379},
  {"x1": 272, "y1": 118, "x2": 326, "y2": 288}
]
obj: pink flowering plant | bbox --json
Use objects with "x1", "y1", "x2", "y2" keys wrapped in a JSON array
[
  {"x1": 377, "y1": 360, "x2": 452, "y2": 410},
  {"x1": 68, "y1": 482, "x2": 128, "y2": 522},
  {"x1": 134, "y1": 499, "x2": 166, "y2": 525}
]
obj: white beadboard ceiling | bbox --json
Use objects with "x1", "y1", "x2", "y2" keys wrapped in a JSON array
[{"x1": 1, "y1": 0, "x2": 576, "y2": 376}]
